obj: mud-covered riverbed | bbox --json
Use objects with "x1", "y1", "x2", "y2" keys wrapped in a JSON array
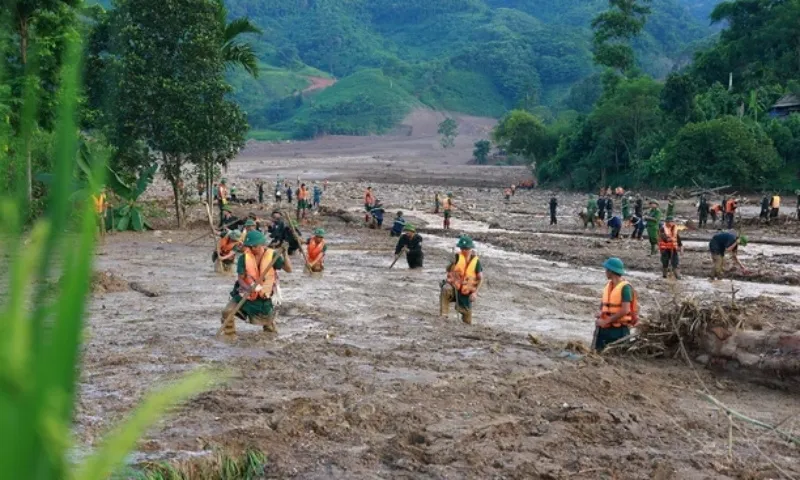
[{"x1": 78, "y1": 141, "x2": 800, "y2": 478}]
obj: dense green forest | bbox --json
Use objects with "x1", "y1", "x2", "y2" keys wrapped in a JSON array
[
  {"x1": 218, "y1": 0, "x2": 720, "y2": 138},
  {"x1": 492, "y1": 0, "x2": 800, "y2": 190}
]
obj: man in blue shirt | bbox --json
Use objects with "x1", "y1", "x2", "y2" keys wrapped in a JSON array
[
  {"x1": 709, "y1": 232, "x2": 748, "y2": 280},
  {"x1": 390, "y1": 211, "x2": 406, "y2": 237},
  {"x1": 607, "y1": 215, "x2": 622, "y2": 239}
]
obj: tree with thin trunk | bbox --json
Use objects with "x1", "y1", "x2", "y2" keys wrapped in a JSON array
[
  {"x1": 7, "y1": 0, "x2": 79, "y2": 205},
  {"x1": 107, "y1": 0, "x2": 246, "y2": 227}
]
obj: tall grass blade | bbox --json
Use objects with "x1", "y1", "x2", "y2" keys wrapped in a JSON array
[{"x1": 74, "y1": 370, "x2": 223, "y2": 480}]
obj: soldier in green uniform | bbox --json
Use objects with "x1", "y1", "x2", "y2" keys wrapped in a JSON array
[
  {"x1": 221, "y1": 231, "x2": 293, "y2": 336},
  {"x1": 644, "y1": 200, "x2": 662, "y2": 255}
]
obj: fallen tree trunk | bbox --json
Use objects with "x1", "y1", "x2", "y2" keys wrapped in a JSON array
[
  {"x1": 606, "y1": 299, "x2": 800, "y2": 376},
  {"x1": 700, "y1": 328, "x2": 800, "y2": 374}
]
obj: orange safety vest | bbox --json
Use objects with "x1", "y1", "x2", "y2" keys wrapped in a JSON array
[
  {"x1": 711, "y1": 204, "x2": 722, "y2": 214},
  {"x1": 218, "y1": 184, "x2": 229, "y2": 204},
  {"x1": 772, "y1": 196, "x2": 781, "y2": 208},
  {"x1": 298, "y1": 186, "x2": 309, "y2": 200},
  {"x1": 725, "y1": 198, "x2": 737, "y2": 213},
  {"x1": 307, "y1": 238, "x2": 325, "y2": 264},
  {"x1": 218, "y1": 236, "x2": 238, "y2": 257},
  {"x1": 364, "y1": 190, "x2": 374, "y2": 205},
  {"x1": 444, "y1": 198, "x2": 453, "y2": 210},
  {"x1": 241, "y1": 249, "x2": 276, "y2": 301},
  {"x1": 92, "y1": 193, "x2": 106, "y2": 214},
  {"x1": 600, "y1": 280, "x2": 638, "y2": 327},
  {"x1": 658, "y1": 224, "x2": 679, "y2": 251},
  {"x1": 447, "y1": 253, "x2": 480, "y2": 295},
  {"x1": 504, "y1": 188, "x2": 512, "y2": 196}
]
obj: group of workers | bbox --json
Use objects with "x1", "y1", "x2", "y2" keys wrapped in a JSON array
[
  {"x1": 207, "y1": 179, "x2": 761, "y2": 355},
  {"x1": 213, "y1": 208, "x2": 329, "y2": 335}
]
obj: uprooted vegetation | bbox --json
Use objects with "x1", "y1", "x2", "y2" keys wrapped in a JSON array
[{"x1": 605, "y1": 296, "x2": 800, "y2": 378}]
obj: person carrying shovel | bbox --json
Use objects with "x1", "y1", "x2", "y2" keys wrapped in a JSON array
[
  {"x1": 306, "y1": 228, "x2": 327, "y2": 273},
  {"x1": 440, "y1": 235, "x2": 483, "y2": 325},
  {"x1": 594, "y1": 257, "x2": 639, "y2": 352},
  {"x1": 221, "y1": 230, "x2": 293, "y2": 336},
  {"x1": 393, "y1": 224, "x2": 423, "y2": 269}
]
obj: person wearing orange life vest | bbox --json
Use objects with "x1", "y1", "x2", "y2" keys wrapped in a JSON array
[
  {"x1": 443, "y1": 192, "x2": 454, "y2": 229},
  {"x1": 769, "y1": 192, "x2": 781, "y2": 223},
  {"x1": 440, "y1": 235, "x2": 483, "y2": 325},
  {"x1": 503, "y1": 187, "x2": 512, "y2": 202},
  {"x1": 364, "y1": 186, "x2": 376, "y2": 222},
  {"x1": 724, "y1": 197, "x2": 738, "y2": 229},
  {"x1": 306, "y1": 228, "x2": 327, "y2": 273},
  {"x1": 217, "y1": 179, "x2": 229, "y2": 223},
  {"x1": 221, "y1": 230, "x2": 292, "y2": 336},
  {"x1": 595, "y1": 257, "x2": 638, "y2": 352},
  {"x1": 213, "y1": 229, "x2": 242, "y2": 273},
  {"x1": 92, "y1": 187, "x2": 108, "y2": 236},
  {"x1": 658, "y1": 216, "x2": 683, "y2": 279},
  {"x1": 296, "y1": 183, "x2": 310, "y2": 221}
]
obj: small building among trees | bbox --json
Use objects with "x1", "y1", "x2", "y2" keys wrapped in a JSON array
[{"x1": 769, "y1": 94, "x2": 800, "y2": 119}]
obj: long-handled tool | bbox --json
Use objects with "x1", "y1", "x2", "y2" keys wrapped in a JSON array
[
  {"x1": 281, "y1": 210, "x2": 311, "y2": 273},
  {"x1": 205, "y1": 202, "x2": 225, "y2": 273},
  {"x1": 217, "y1": 251, "x2": 282, "y2": 336},
  {"x1": 186, "y1": 215, "x2": 241, "y2": 246},
  {"x1": 389, "y1": 250, "x2": 404, "y2": 269}
]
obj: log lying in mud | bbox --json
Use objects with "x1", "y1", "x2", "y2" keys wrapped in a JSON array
[
  {"x1": 700, "y1": 328, "x2": 800, "y2": 374},
  {"x1": 606, "y1": 299, "x2": 800, "y2": 376},
  {"x1": 317, "y1": 206, "x2": 361, "y2": 224}
]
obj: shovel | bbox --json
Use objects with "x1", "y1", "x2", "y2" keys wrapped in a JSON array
[{"x1": 389, "y1": 250, "x2": 404, "y2": 269}]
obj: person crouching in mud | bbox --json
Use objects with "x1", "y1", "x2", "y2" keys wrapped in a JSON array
[{"x1": 221, "y1": 231, "x2": 292, "y2": 335}]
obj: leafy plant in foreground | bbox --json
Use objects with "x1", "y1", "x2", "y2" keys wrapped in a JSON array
[
  {"x1": 0, "y1": 10, "x2": 222, "y2": 480},
  {"x1": 106, "y1": 163, "x2": 158, "y2": 231}
]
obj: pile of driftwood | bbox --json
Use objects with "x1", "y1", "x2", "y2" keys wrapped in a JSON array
[{"x1": 606, "y1": 299, "x2": 800, "y2": 376}]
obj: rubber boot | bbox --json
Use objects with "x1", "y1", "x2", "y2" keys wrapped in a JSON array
[
  {"x1": 260, "y1": 313, "x2": 278, "y2": 333},
  {"x1": 673, "y1": 268, "x2": 680, "y2": 280},
  {"x1": 650, "y1": 244, "x2": 656, "y2": 256},
  {"x1": 221, "y1": 301, "x2": 238, "y2": 336},
  {"x1": 662, "y1": 267, "x2": 668, "y2": 279},
  {"x1": 460, "y1": 308, "x2": 472, "y2": 325}
]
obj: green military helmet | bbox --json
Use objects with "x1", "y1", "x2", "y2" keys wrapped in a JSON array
[
  {"x1": 314, "y1": 228, "x2": 325, "y2": 237},
  {"x1": 243, "y1": 230, "x2": 267, "y2": 247},
  {"x1": 220, "y1": 178, "x2": 227, "y2": 184},
  {"x1": 227, "y1": 229, "x2": 243, "y2": 241},
  {"x1": 244, "y1": 219, "x2": 257, "y2": 227},
  {"x1": 738, "y1": 234, "x2": 749, "y2": 247},
  {"x1": 456, "y1": 235, "x2": 475, "y2": 250},
  {"x1": 603, "y1": 257, "x2": 626, "y2": 276},
  {"x1": 447, "y1": 192, "x2": 453, "y2": 197},
  {"x1": 403, "y1": 223, "x2": 416, "y2": 232}
]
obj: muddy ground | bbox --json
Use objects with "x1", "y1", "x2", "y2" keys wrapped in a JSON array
[{"x1": 79, "y1": 126, "x2": 800, "y2": 479}]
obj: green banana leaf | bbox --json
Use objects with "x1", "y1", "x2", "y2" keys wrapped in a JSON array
[{"x1": 130, "y1": 208, "x2": 144, "y2": 231}]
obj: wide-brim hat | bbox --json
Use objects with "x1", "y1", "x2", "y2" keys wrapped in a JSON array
[
  {"x1": 243, "y1": 230, "x2": 267, "y2": 247},
  {"x1": 603, "y1": 257, "x2": 625, "y2": 276},
  {"x1": 456, "y1": 235, "x2": 474, "y2": 249}
]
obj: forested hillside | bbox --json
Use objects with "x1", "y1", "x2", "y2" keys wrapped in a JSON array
[{"x1": 220, "y1": 0, "x2": 720, "y2": 138}]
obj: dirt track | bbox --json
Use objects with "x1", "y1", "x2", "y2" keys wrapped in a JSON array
[{"x1": 80, "y1": 126, "x2": 800, "y2": 478}]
